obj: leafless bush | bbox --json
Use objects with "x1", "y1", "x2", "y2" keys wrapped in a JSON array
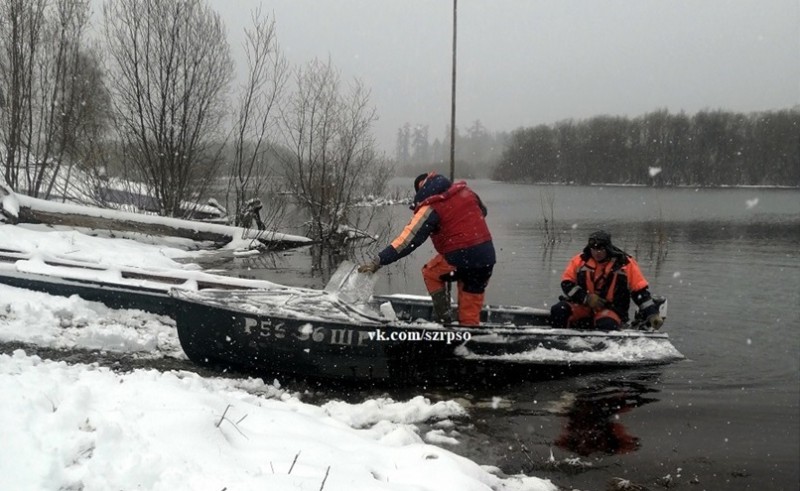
[
  {"x1": 226, "y1": 8, "x2": 289, "y2": 231},
  {"x1": 103, "y1": 0, "x2": 233, "y2": 217},
  {"x1": 539, "y1": 187, "x2": 561, "y2": 245},
  {"x1": 277, "y1": 57, "x2": 389, "y2": 247},
  {"x1": 0, "y1": 0, "x2": 105, "y2": 199}
]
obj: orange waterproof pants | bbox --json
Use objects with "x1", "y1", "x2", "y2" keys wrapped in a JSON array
[
  {"x1": 422, "y1": 254, "x2": 484, "y2": 326},
  {"x1": 567, "y1": 303, "x2": 622, "y2": 329}
]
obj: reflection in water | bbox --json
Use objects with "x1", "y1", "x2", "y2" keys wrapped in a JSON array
[
  {"x1": 539, "y1": 241, "x2": 557, "y2": 265},
  {"x1": 552, "y1": 380, "x2": 659, "y2": 457}
]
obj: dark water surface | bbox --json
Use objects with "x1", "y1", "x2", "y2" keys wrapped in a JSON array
[{"x1": 227, "y1": 181, "x2": 800, "y2": 490}]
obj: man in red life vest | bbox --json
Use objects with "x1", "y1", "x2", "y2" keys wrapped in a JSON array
[
  {"x1": 550, "y1": 230, "x2": 664, "y2": 330},
  {"x1": 358, "y1": 172, "x2": 495, "y2": 326}
]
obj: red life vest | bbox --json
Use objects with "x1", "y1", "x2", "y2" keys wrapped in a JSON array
[
  {"x1": 565, "y1": 254, "x2": 648, "y2": 321},
  {"x1": 416, "y1": 181, "x2": 492, "y2": 254}
]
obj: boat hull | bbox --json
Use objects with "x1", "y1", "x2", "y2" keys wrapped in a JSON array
[
  {"x1": 0, "y1": 252, "x2": 683, "y2": 386},
  {"x1": 176, "y1": 298, "x2": 447, "y2": 382},
  {"x1": 172, "y1": 290, "x2": 684, "y2": 385},
  {"x1": 0, "y1": 268, "x2": 175, "y2": 315}
]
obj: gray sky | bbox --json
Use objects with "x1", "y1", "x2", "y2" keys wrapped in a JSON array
[{"x1": 209, "y1": 0, "x2": 799, "y2": 154}]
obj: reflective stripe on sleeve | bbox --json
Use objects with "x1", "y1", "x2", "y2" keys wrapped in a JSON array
[{"x1": 390, "y1": 206, "x2": 432, "y2": 253}]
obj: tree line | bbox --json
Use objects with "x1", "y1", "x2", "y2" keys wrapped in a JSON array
[
  {"x1": 0, "y1": 0, "x2": 389, "y2": 247},
  {"x1": 492, "y1": 108, "x2": 800, "y2": 187},
  {"x1": 394, "y1": 120, "x2": 508, "y2": 179}
]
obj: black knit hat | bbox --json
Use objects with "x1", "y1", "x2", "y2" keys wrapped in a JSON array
[
  {"x1": 587, "y1": 230, "x2": 612, "y2": 249},
  {"x1": 414, "y1": 173, "x2": 429, "y2": 192}
]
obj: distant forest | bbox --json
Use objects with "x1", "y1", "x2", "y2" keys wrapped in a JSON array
[
  {"x1": 397, "y1": 108, "x2": 799, "y2": 187},
  {"x1": 494, "y1": 108, "x2": 799, "y2": 187},
  {"x1": 394, "y1": 121, "x2": 508, "y2": 179}
]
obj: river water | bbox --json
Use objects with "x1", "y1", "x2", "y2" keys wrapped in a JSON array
[{"x1": 226, "y1": 181, "x2": 800, "y2": 490}]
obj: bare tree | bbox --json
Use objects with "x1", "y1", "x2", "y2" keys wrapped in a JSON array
[
  {"x1": 227, "y1": 9, "x2": 289, "y2": 230},
  {"x1": 103, "y1": 0, "x2": 232, "y2": 217},
  {"x1": 278, "y1": 57, "x2": 389, "y2": 246},
  {"x1": 0, "y1": 0, "x2": 40, "y2": 191},
  {"x1": 0, "y1": 0, "x2": 98, "y2": 199},
  {"x1": 48, "y1": 45, "x2": 114, "y2": 203}
]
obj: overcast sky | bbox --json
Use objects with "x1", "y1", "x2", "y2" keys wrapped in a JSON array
[{"x1": 209, "y1": 0, "x2": 798, "y2": 154}]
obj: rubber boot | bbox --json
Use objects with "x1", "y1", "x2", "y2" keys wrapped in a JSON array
[
  {"x1": 549, "y1": 301, "x2": 571, "y2": 329},
  {"x1": 429, "y1": 289, "x2": 453, "y2": 325},
  {"x1": 457, "y1": 291, "x2": 484, "y2": 326}
]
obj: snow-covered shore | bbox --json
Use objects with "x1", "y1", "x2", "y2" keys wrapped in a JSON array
[{"x1": 0, "y1": 223, "x2": 555, "y2": 491}]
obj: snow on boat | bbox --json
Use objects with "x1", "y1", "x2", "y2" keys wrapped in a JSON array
[
  {"x1": 170, "y1": 287, "x2": 683, "y2": 385},
  {"x1": 0, "y1": 249, "x2": 281, "y2": 316}
]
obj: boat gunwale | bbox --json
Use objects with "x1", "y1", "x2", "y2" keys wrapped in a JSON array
[{"x1": 169, "y1": 288, "x2": 672, "y2": 339}]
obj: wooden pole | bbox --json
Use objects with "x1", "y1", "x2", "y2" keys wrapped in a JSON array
[{"x1": 449, "y1": 0, "x2": 457, "y2": 181}]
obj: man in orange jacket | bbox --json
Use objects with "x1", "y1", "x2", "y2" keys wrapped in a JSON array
[
  {"x1": 358, "y1": 172, "x2": 495, "y2": 326},
  {"x1": 550, "y1": 230, "x2": 663, "y2": 330}
]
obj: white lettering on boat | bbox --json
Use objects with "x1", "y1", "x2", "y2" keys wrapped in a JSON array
[
  {"x1": 330, "y1": 329, "x2": 353, "y2": 346},
  {"x1": 356, "y1": 330, "x2": 372, "y2": 346},
  {"x1": 243, "y1": 317, "x2": 258, "y2": 334},
  {"x1": 241, "y1": 316, "x2": 369, "y2": 346},
  {"x1": 293, "y1": 326, "x2": 325, "y2": 342}
]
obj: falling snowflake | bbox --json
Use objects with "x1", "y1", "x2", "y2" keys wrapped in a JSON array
[
  {"x1": 491, "y1": 396, "x2": 502, "y2": 409},
  {"x1": 745, "y1": 198, "x2": 759, "y2": 209},
  {"x1": 649, "y1": 167, "x2": 662, "y2": 177}
]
